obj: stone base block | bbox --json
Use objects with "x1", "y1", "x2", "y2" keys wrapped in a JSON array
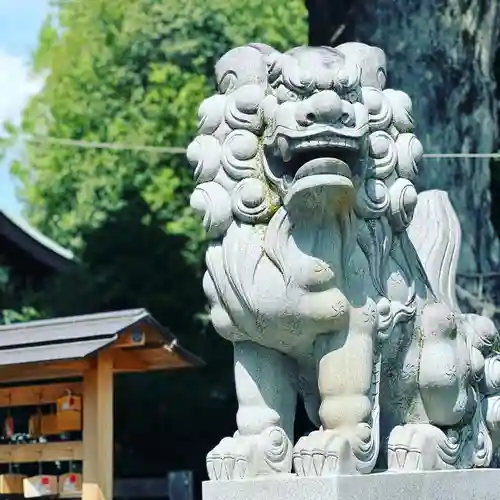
[{"x1": 203, "y1": 470, "x2": 500, "y2": 500}]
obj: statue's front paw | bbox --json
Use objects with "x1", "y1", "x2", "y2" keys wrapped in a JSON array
[
  {"x1": 293, "y1": 430, "x2": 359, "y2": 477},
  {"x1": 387, "y1": 424, "x2": 458, "y2": 471},
  {"x1": 207, "y1": 426, "x2": 292, "y2": 480},
  {"x1": 207, "y1": 435, "x2": 251, "y2": 480}
]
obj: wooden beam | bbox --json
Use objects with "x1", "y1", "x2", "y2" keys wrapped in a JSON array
[
  {"x1": 83, "y1": 367, "x2": 98, "y2": 500},
  {"x1": 0, "y1": 382, "x2": 82, "y2": 408},
  {"x1": 135, "y1": 347, "x2": 191, "y2": 371},
  {"x1": 96, "y1": 350, "x2": 114, "y2": 500},
  {"x1": 0, "y1": 359, "x2": 92, "y2": 384},
  {"x1": 113, "y1": 350, "x2": 148, "y2": 373},
  {"x1": 83, "y1": 350, "x2": 114, "y2": 500},
  {"x1": 0, "y1": 441, "x2": 82, "y2": 463},
  {"x1": 112, "y1": 347, "x2": 191, "y2": 374},
  {"x1": 111, "y1": 329, "x2": 146, "y2": 349},
  {"x1": 111, "y1": 320, "x2": 168, "y2": 350}
]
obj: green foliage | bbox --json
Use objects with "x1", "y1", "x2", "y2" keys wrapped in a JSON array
[
  {"x1": 3, "y1": 0, "x2": 307, "y2": 485},
  {"x1": 12, "y1": 0, "x2": 307, "y2": 255},
  {"x1": 0, "y1": 265, "x2": 41, "y2": 325},
  {"x1": 0, "y1": 306, "x2": 41, "y2": 325}
]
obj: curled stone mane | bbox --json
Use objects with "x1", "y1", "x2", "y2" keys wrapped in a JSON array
[{"x1": 187, "y1": 42, "x2": 424, "y2": 306}]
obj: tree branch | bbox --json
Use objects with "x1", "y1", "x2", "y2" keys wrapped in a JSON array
[{"x1": 456, "y1": 284, "x2": 500, "y2": 318}]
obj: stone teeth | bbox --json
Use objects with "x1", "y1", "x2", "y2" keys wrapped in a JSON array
[
  {"x1": 277, "y1": 136, "x2": 291, "y2": 162},
  {"x1": 282, "y1": 174, "x2": 293, "y2": 189}
]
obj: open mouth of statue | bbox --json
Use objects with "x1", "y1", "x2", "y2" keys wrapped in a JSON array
[
  {"x1": 265, "y1": 133, "x2": 362, "y2": 209},
  {"x1": 273, "y1": 135, "x2": 360, "y2": 183},
  {"x1": 291, "y1": 147, "x2": 358, "y2": 181}
]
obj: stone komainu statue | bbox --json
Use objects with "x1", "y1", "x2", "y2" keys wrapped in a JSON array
[{"x1": 187, "y1": 42, "x2": 500, "y2": 479}]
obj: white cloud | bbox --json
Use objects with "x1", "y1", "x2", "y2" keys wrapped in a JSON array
[
  {"x1": 0, "y1": 49, "x2": 44, "y2": 129},
  {"x1": 0, "y1": 1, "x2": 50, "y2": 215}
]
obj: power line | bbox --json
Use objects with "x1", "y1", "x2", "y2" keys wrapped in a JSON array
[
  {"x1": 424, "y1": 153, "x2": 500, "y2": 159},
  {"x1": 458, "y1": 272, "x2": 500, "y2": 278},
  {"x1": 19, "y1": 135, "x2": 500, "y2": 159},
  {"x1": 25, "y1": 136, "x2": 186, "y2": 154}
]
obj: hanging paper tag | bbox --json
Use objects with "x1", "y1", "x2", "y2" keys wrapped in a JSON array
[
  {"x1": 63, "y1": 474, "x2": 76, "y2": 491},
  {"x1": 28, "y1": 411, "x2": 42, "y2": 438},
  {"x1": 0, "y1": 473, "x2": 25, "y2": 494},
  {"x1": 58, "y1": 472, "x2": 82, "y2": 497},
  {"x1": 4, "y1": 415, "x2": 14, "y2": 439},
  {"x1": 23, "y1": 475, "x2": 58, "y2": 497},
  {"x1": 57, "y1": 393, "x2": 82, "y2": 413}
]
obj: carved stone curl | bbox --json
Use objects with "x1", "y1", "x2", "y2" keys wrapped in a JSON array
[{"x1": 186, "y1": 41, "x2": 500, "y2": 480}]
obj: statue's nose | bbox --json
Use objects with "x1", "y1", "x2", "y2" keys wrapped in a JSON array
[{"x1": 295, "y1": 90, "x2": 344, "y2": 126}]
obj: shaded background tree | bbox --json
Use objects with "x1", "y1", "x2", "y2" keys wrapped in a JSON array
[
  {"x1": 2, "y1": 0, "x2": 307, "y2": 492},
  {"x1": 306, "y1": 0, "x2": 500, "y2": 315}
]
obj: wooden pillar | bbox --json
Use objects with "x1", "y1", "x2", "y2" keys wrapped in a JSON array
[{"x1": 82, "y1": 350, "x2": 114, "y2": 500}]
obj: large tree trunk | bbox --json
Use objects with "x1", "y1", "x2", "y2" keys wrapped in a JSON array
[{"x1": 307, "y1": 0, "x2": 500, "y2": 310}]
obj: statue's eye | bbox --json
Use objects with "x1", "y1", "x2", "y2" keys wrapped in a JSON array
[{"x1": 276, "y1": 85, "x2": 299, "y2": 103}]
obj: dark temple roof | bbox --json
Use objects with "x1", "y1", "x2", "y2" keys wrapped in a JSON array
[{"x1": 0, "y1": 209, "x2": 74, "y2": 273}]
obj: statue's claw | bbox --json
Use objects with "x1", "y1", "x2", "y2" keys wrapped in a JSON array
[
  {"x1": 387, "y1": 423, "x2": 458, "y2": 471},
  {"x1": 293, "y1": 430, "x2": 359, "y2": 476},
  {"x1": 207, "y1": 426, "x2": 292, "y2": 480},
  {"x1": 207, "y1": 435, "x2": 251, "y2": 480}
]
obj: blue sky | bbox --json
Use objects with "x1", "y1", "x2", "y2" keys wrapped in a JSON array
[{"x1": 0, "y1": 0, "x2": 51, "y2": 215}]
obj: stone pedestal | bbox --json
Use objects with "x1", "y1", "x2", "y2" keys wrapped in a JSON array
[{"x1": 203, "y1": 470, "x2": 500, "y2": 500}]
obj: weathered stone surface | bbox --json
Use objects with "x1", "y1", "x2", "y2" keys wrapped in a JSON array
[
  {"x1": 306, "y1": 0, "x2": 500, "y2": 297},
  {"x1": 203, "y1": 470, "x2": 500, "y2": 500},
  {"x1": 187, "y1": 41, "x2": 500, "y2": 483}
]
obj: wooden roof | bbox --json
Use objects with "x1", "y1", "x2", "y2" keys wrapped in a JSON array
[{"x1": 0, "y1": 308, "x2": 204, "y2": 383}]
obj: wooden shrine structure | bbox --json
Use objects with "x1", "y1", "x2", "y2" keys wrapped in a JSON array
[{"x1": 0, "y1": 308, "x2": 203, "y2": 499}]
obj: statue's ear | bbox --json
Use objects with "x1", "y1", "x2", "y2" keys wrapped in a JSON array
[
  {"x1": 215, "y1": 46, "x2": 269, "y2": 94},
  {"x1": 335, "y1": 42, "x2": 387, "y2": 90},
  {"x1": 246, "y1": 43, "x2": 283, "y2": 84}
]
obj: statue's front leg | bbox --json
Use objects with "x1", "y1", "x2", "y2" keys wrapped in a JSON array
[
  {"x1": 387, "y1": 302, "x2": 482, "y2": 471},
  {"x1": 293, "y1": 322, "x2": 379, "y2": 476},
  {"x1": 207, "y1": 341, "x2": 297, "y2": 480}
]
